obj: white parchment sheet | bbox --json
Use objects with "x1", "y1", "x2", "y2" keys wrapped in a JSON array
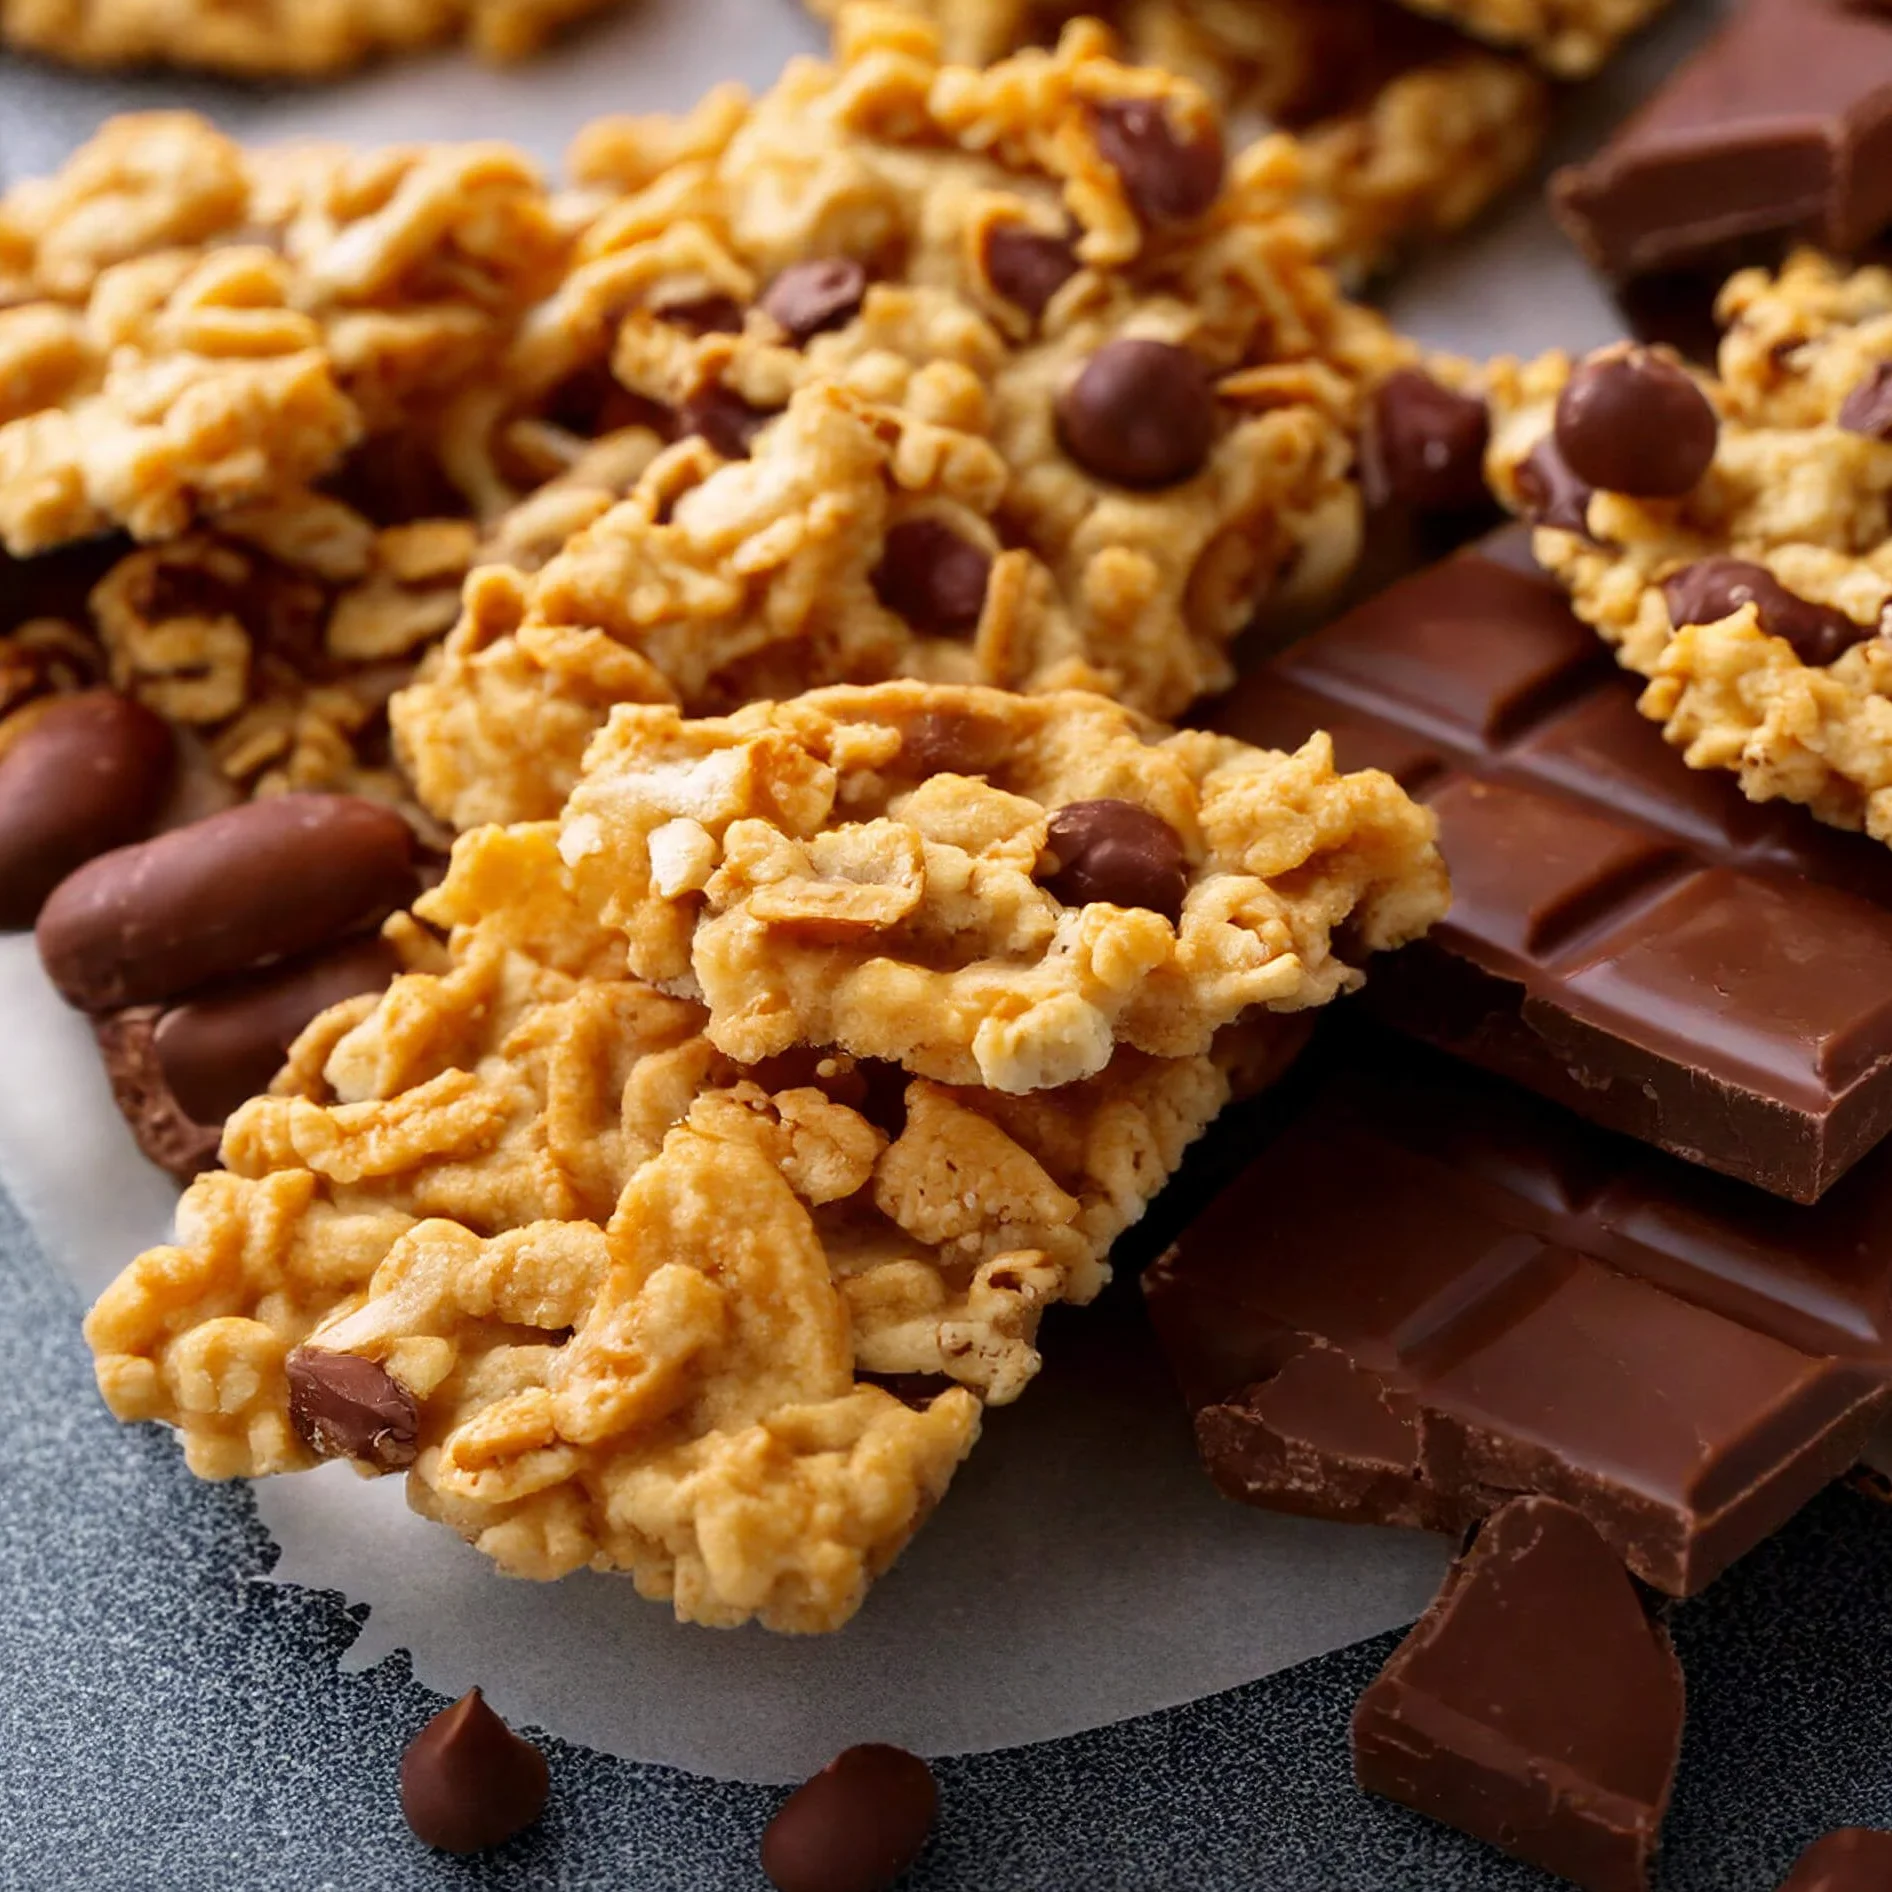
[{"x1": 0, "y1": 0, "x2": 1744, "y2": 1784}]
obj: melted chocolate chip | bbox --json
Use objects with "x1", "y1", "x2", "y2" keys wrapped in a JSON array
[
  {"x1": 897, "y1": 709, "x2": 1004, "y2": 778},
  {"x1": 1090, "y1": 97, "x2": 1225, "y2": 225},
  {"x1": 400, "y1": 1689, "x2": 550, "y2": 1855},
  {"x1": 285, "y1": 1348, "x2": 419, "y2": 1470},
  {"x1": 983, "y1": 224, "x2": 1079, "y2": 319},
  {"x1": 1552, "y1": 346, "x2": 1718, "y2": 497},
  {"x1": 1513, "y1": 438, "x2": 1597, "y2": 536},
  {"x1": 1039, "y1": 799, "x2": 1189, "y2": 922},
  {"x1": 1056, "y1": 339, "x2": 1216, "y2": 489},
  {"x1": 760, "y1": 1745, "x2": 938, "y2": 1892},
  {"x1": 761, "y1": 259, "x2": 868, "y2": 344},
  {"x1": 1662, "y1": 556, "x2": 1869, "y2": 665},
  {"x1": 1361, "y1": 370, "x2": 1492, "y2": 515},
  {"x1": 680, "y1": 384, "x2": 779, "y2": 459},
  {"x1": 658, "y1": 293, "x2": 745, "y2": 335},
  {"x1": 870, "y1": 519, "x2": 992, "y2": 635},
  {"x1": 1840, "y1": 361, "x2": 1892, "y2": 440}
]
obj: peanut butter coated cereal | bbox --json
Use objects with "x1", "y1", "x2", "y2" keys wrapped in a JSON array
[{"x1": 83, "y1": 681, "x2": 1446, "y2": 1630}]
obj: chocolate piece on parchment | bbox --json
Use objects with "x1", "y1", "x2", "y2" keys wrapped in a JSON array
[
  {"x1": 1553, "y1": 0, "x2": 1892, "y2": 281},
  {"x1": 1214, "y1": 527, "x2": 1892, "y2": 1205},
  {"x1": 761, "y1": 1744, "x2": 938, "y2": 1892},
  {"x1": 1143, "y1": 1029, "x2": 1892, "y2": 1596},
  {"x1": 400, "y1": 1688, "x2": 549, "y2": 1855},
  {"x1": 1778, "y1": 1828, "x2": 1892, "y2": 1891},
  {"x1": 92, "y1": 1007, "x2": 223, "y2": 1184},
  {"x1": 1352, "y1": 1497, "x2": 1684, "y2": 1892}
]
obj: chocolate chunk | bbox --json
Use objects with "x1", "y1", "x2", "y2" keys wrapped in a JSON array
[
  {"x1": 153, "y1": 931, "x2": 403, "y2": 1126},
  {"x1": 92, "y1": 1006, "x2": 223, "y2": 1183},
  {"x1": 761, "y1": 259, "x2": 868, "y2": 344},
  {"x1": 1144, "y1": 1028, "x2": 1892, "y2": 1595},
  {"x1": 869, "y1": 519, "x2": 991, "y2": 636},
  {"x1": 1552, "y1": 0, "x2": 1892, "y2": 280},
  {"x1": 1513, "y1": 438, "x2": 1596, "y2": 535},
  {"x1": 1352, "y1": 1498, "x2": 1685, "y2": 1892},
  {"x1": 1839, "y1": 362, "x2": 1892, "y2": 439},
  {"x1": 1056, "y1": 339, "x2": 1216, "y2": 488},
  {"x1": 1779, "y1": 1829, "x2": 1892, "y2": 1891},
  {"x1": 400, "y1": 1688, "x2": 550, "y2": 1855},
  {"x1": 679, "y1": 384, "x2": 778, "y2": 459},
  {"x1": 1553, "y1": 347, "x2": 1718, "y2": 497},
  {"x1": 36, "y1": 793, "x2": 416, "y2": 1014},
  {"x1": 285, "y1": 1347, "x2": 419, "y2": 1470},
  {"x1": 0, "y1": 691, "x2": 175, "y2": 929},
  {"x1": 1038, "y1": 800, "x2": 1188, "y2": 923},
  {"x1": 896, "y1": 709, "x2": 1005, "y2": 779},
  {"x1": 1662, "y1": 557, "x2": 1868, "y2": 666},
  {"x1": 1089, "y1": 97, "x2": 1224, "y2": 225},
  {"x1": 657, "y1": 292, "x2": 745, "y2": 335},
  {"x1": 1360, "y1": 370, "x2": 1492, "y2": 515},
  {"x1": 982, "y1": 224, "x2": 1079, "y2": 318},
  {"x1": 760, "y1": 1744, "x2": 938, "y2": 1892}
]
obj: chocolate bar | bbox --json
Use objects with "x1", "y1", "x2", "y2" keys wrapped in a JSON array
[
  {"x1": 1552, "y1": 0, "x2": 1892, "y2": 281},
  {"x1": 1212, "y1": 528, "x2": 1892, "y2": 1204},
  {"x1": 1142, "y1": 1027, "x2": 1892, "y2": 1596},
  {"x1": 1351, "y1": 1497, "x2": 1684, "y2": 1892}
]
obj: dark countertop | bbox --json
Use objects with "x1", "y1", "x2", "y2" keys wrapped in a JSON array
[{"x1": 4, "y1": 1185, "x2": 1890, "y2": 1892}]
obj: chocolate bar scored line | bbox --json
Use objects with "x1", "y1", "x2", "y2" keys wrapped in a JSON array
[
  {"x1": 1143, "y1": 1029, "x2": 1892, "y2": 1598},
  {"x1": 1212, "y1": 526, "x2": 1892, "y2": 1203}
]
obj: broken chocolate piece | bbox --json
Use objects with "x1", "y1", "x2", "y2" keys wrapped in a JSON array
[
  {"x1": 400, "y1": 1688, "x2": 550, "y2": 1855},
  {"x1": 1352, "y1": 1497, "x2": 1684, "y2": 1892},
  {"x1": 761, "y1": 1744, "x2": 938, "y2": 1892},
  {"x1": 1552, "y1": 0, "x2": 1892, "y2": 280},
  {"x1": 1214, "y1": 528, "x2": 1892, "y2": 1203},
  {"x1": 1779, "y1": 1829, "x2": 1892, "y2": 1891},
  {"x1": 1143, "y1": 1028, "x2": 1892, "y2": 1595},
  {"x1": 92, "y1": 1007, "x2": 223, "y2": 1183},
  {"x1": 285, "y1": 1347, "x2": 419, "y2": 1470}
]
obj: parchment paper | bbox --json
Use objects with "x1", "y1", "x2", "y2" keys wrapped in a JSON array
[{"x1": 0, "y1": 0, "x2": 1731, "y2": 1784}]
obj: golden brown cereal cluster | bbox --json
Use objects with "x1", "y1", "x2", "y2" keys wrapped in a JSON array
[
  {"x1": 0, "y1": 0, "x2": 623, "y2": 76},
  {"x1": 1486, "y1": 252, "x2": 1892, "y2": 849},
  {"x1": 83, "y1": 673, "x2": 1446, "y2": 1628}
]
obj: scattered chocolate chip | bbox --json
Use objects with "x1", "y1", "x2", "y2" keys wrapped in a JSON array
[
  {"x1": 1056, "y1": 339, "x2": 1216, "y2": 489},
  {"x1": 285, "y1": 1348, "x2": 419, "y2": 1470},
  {"x1": 1661, "y1": 556, "x2": 1869, "y2": 666},
  {"x1": 761, "y1": 259, "x2": 868, "y2": 344},
  {"x1": 760, "y1": 1744, "x2": 938, "y2": 1892},
  {"x1": 1778, "y1": 1827, "x2": 1892, "y2": 1891},
  {"x1": 897, "y1": 709, "x2": 1003, "y2": 779},
  {"x1": 982, "y1": 224, "x2": 1079, "y2": 319},
  {"x1": 1090, "y1": 97, "x2": 1225, "y2": 225},
  {"x1": 870, "y1": 519, "x2": 992, "y2": 636},
  {"x1": 1839, "y1": 361, "x2": 1892, "y2": 440},
  {"x1": 400, "y1": 1688, "x2": 550, "y2": 1855},
  {"x1": 680, "y1": 384, "x2": 779, "y2": 459},
  {"x1": 1360, "y1": 370, "x2": 1492, "y2": 515},
  {"x1": 1552, "y1": 345, "x2": 1718, "y2": 496},
  {"x1": 657, "y1": 293, "x2": 746, "y2": 335},
  {"x1": 1038, "y1": 799, "x2": 1189, "y2": 922},
  {"x1": 0, "y1": 692, "x2": 175, "y2": 931},
  {"x1": 1512, "y1": 437, "x2": 1597, "y2": 536}
]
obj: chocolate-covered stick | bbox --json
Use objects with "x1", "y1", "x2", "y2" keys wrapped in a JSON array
[
  {"x1": 1215, "y1": 528, "x2": 1892, "y2": 1205},
  {"x1": 1144, "y1": 1028, "x2": 1892, "y2": 1596}
]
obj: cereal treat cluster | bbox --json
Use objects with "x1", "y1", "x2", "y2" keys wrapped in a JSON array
[
  {"x1": 800, "y1": 0, "x2": 1549, "y2": 278},
  {"x1": 1, "y1": 0, "x2": 620, "y2": 76},
  {"x1": 558, "y1": 681, "x2": 1449, "y2": 1091},
  {"x1": 83, "y1": 681, "x2": 1444, "y2": 1630},
  {"x1": 1487, "y1": 252, "x2": 1892, "y2": 849},
  {"x1": 392, "y1": 8, "x2": 1416, "y2": 831}
]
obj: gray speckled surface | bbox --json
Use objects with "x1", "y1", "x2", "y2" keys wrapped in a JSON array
[{"x1": 4, "y1": 1177, "x2": 1891, "y2": 1892}]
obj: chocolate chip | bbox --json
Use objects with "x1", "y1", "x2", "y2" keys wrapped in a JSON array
[
  {"x1": 983, "y1": 224, "x2": 1079, "y2": 319},
  {"x1": 870, "y1": 520, "x2": 992, "y2": 635},
  {"x1": 761, "y1": 259, "x2": 867, "y2": 344},
  {"x1": 1513, "y1": 438, "x2": 1597, "y2": 536},
  {"x1": 1038, "y1": 799, "x2": 1189, "y2": 922},
  {"x1": 1090, "y1": 98, "x2": 1225, "y2": 225},
  {"x1": 760, "y1": 1744, "x2": 938, "y2": 1892},
  {"x1": 285, "y1": 1348, "x2": 419, "y2": 1470},
  {"x1": 1552, "y1": 345, "x2": 1718, "y2": 496},
  {"x1": 897, "y1": 709, "x2": 1003, "y2": 778},
  {"x1": 1056, "y1": 339, "x2": 1216, "y2": 489},
  {"x1": 1361, "y1": 370, "x2": 1492, "y2": 515},
  {"x1": 400, "y1": 1689, "x2": 550, "y2": 1855},
  {"x1": 1839, "y1": 361, "x2": 1892, "y2": 440},
  {"x1": 658, "y1": 293, "x2": 745, "y2": 335},
  {"x1": 1662, "y1": 556, "x2": 1868, "y2": 666},
  {"x1": 680, "y1": 384, "x2": 778, "y2": 459}
]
